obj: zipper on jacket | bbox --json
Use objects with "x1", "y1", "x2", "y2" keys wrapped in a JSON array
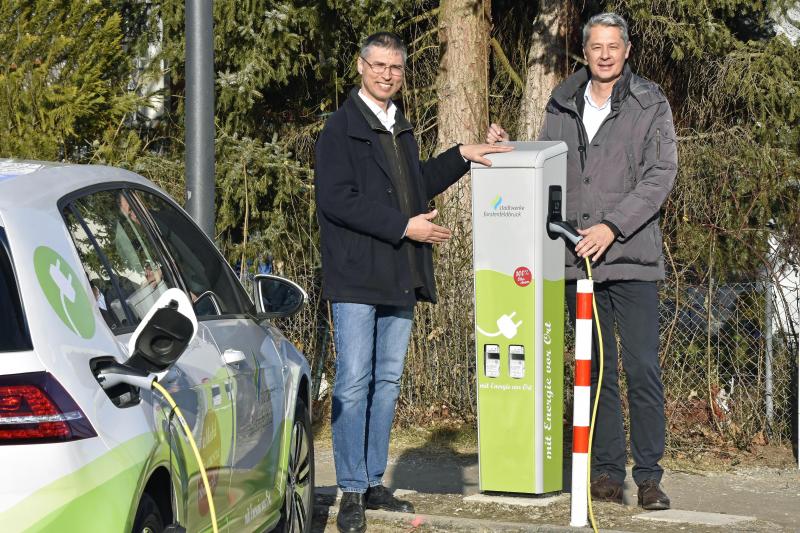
[
  {"x1": 656, "y1": 128, "x2": 661, "y2": 160},
  {"x1": 392, "y1": 135, "x2": 403, "y2": 175},
  {"x1": 575, "y1": 116, "x2": 588, "y2": 171}
]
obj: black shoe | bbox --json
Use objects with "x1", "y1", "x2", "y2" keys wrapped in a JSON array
[
  {"x1": 336, "y1": 492, "x2": 366, "y2": 533},
  {"x1": 638, "y1": 479, "x2": 670, "y2": 510},
  {"x1": 590, "y1": 472, "x2": 624, "y2": 504},
  {"x1": 366, "y1": 485, "x2": 415, "y2": 513}
]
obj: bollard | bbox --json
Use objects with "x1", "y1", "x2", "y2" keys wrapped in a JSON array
[{"x1": 570, "y1": 279, "x2": 594, "y2": 527}]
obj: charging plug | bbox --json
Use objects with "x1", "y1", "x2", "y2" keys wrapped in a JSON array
[
  {"x1": 496, "y1": 312, "x2": 522, "y2": 339},
  {"x1": 548, "y1": 221, "x2": 583, "y2": 246}
]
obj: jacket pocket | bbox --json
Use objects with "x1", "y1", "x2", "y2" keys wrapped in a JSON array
[
  {"x1": 603, "y1": 220, "x2": 661, "y2": 266},
  {"x1": 625, "y1": 148, "x2": 637, "y2": 192}
]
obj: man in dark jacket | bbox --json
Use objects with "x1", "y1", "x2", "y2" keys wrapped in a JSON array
[
  {"x1": 488, "y1": 12, "x2": 676, "y2": 510},
  {"x1": 315, "y1": 32, "x2": 511, "y2": 533}
]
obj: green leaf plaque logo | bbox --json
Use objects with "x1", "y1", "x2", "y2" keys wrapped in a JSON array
[{"x1": 34, "y1": 246, "x2": 96, "y2": 339}]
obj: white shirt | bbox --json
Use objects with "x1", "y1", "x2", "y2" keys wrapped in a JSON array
[
  {"x1": 358, "y1": 90, "x2": 396, "y2": 131},
  {"x1": 582, "y1": 81, "x2": 612, "y2": 142}
]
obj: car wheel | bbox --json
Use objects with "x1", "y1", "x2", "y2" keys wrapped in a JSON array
[
  {"x1": 132, "y1": 493, "x2": 164, "y2": 533},
  {"x1": 276, "y1": 397, "x2": 314, "y2": 533}
]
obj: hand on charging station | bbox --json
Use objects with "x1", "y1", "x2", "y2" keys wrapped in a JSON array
[
  {"x1": 458, "y1": 142, "x2": 514, "y2": 167},
  {"x1": 405, "y1": 209, "x2": 452, "y2": 244},
  {"x1": 486, "y1": 123, "x2": 510, "y2": 144}
]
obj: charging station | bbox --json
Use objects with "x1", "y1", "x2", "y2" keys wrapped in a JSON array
[{"x1": 471, "y1": 141, "x2": 568, "y2": 494}]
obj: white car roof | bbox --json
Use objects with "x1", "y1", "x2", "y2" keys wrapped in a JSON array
[{"x1": 0, "y1": 159, "x2": 157, "y2": 224}]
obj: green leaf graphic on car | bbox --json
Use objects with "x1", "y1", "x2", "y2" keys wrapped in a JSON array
[{"x1": 34, "y1": 246, "x2": 96, "y2": 339}]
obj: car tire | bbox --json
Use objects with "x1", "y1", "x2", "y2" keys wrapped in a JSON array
[
  {"x1": 275, "y1": 397, "x2": 314, "y2": 533},
  {"x1": 132, "y1": 493, "x2": 164, "y2": 533}
]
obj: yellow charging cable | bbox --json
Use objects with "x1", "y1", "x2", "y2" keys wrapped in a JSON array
[
  {"x1": 152, "y1": 380, "x2": 219, "y2": 533},
  {"x1": 584, "y1": 256, "x2": 603, "y2": 533}
]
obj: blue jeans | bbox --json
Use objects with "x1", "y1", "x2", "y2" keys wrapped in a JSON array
[{"x1": 331, "y1": 302, "x2": 414, "y2": 493}]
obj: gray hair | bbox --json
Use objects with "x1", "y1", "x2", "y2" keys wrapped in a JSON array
[
  {"x1": 360, "y1": 32, "x2": 407, "y2": 63},
  {"x1": 582, "y1": 12, "x2": 629, "y2": 47}
]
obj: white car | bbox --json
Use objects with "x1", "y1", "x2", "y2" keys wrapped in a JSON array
[{"x1": 0, "y1": 161, "x2": 314, "y2": 533}]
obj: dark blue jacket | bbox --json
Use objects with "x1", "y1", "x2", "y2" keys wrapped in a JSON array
[{"x1": 314, "y1": 90, "x2": 469, "y2": 306}]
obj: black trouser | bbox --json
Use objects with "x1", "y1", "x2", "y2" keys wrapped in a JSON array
[{"x1": 566, "y1": 280, "x2": 665, "y2": 486}]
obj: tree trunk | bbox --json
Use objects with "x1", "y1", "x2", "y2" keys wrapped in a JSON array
[
  {"x1": 434, "y1": 0, "x2": 491, "y2": 228},
  {"x1": 520, "y1": 0, "x2": 568, "y2": 140},
  {"x1": 435, "y1": 0, "x2": 491, "y2": 155}
]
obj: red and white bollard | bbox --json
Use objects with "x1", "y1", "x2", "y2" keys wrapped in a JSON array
[{"x1": 570, "y1": 279, "x2": 594, "y2": 527}]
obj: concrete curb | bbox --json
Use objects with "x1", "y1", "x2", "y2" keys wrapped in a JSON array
[{"x1": 314, "y1": 504, "x2": 635, "y2": 532}]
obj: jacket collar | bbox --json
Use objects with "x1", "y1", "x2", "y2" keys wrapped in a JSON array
[
  {"x1": 346, "y1": 87, "x2": 413, "y2": 137},
  {"x1": 551, "y1": 63, "x2": 661, "y2": 114}
]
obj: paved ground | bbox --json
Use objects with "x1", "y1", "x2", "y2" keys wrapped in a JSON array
[{"x1": 311, "y1": 443, "x2": 800, "y2": 532}]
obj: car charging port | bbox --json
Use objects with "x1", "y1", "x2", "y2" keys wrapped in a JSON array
[{"x1": 90, "y1": 357, "x2": 141, "y2": 408}]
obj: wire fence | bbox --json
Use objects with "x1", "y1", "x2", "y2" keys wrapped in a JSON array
[
  {"x1": 268, "y1": 253, "x2": 799, "y2": 454},
  {"x1": 657, "y1": 280, "x2": 798, "y2": 450},
  {"x1": 558, "y1": 278, "x2": 799, "y2": 453}
]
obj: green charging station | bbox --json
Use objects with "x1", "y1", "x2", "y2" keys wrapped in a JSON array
[{"x1": 471, "y1": 141, "x2": 568, "y2": 494}]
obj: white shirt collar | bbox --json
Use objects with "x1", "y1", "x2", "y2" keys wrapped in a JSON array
[
  {"x1": 584, "y1": 80, "x2": 611, "y2": 111},
  {"x1": 358, "y1": 89, "x2": 397, "y2": 131}
]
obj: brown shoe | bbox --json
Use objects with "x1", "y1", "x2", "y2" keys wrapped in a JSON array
[
  {"x1": 638, "y1": 479, "x2": 670, "y2": 510},
  {"x1": 590, "y1": 472, "x2": 623, "y2": 504}
]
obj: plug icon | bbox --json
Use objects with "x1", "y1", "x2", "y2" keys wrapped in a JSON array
[
  {"x1": 49, "y1": 259, "x2": 79, "y2": 334},
  {"x1": 477, "y1": 311, "x2": 522, "y2": 340},
  {"x1": 50, "y1": 259, "x2": 76, "y2": 303}
]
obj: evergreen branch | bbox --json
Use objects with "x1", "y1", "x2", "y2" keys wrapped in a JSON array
[
  {"x1": 489, "y1": 38, "x2": 523, "y2": 92},
  {"x1": 397, "y1": 7, "x2": 441, "y2": 31},
  {"x1": 676, "y1": 126, "x2": 747, "y2": 141},
  {"x1": 409, "y1": 26, "x2": 439, "y2": 50}
]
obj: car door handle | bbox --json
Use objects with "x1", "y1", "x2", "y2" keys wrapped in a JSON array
[{"x1": 222, "y1": 349, "x2": 247, "y2": 365}]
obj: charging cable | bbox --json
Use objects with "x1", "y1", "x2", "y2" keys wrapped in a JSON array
[
  {"x1": 584, "y1": 256, "x2": 604, "y2": 533},
  {"x1": 152, "y1": 381, "x2": 219, "y2": 533}
]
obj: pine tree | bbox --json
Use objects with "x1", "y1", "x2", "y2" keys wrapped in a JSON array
[{"x1": 0, "y1": 0, "x2": 141, "y2": 160}]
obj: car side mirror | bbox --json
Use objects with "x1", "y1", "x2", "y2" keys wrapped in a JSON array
[
  {"x1": 254, "y1": 274, "x2": 308, "y2": 318},
  {"x1": 125, "y1": 288, "x2": 198, "y2": 373}
]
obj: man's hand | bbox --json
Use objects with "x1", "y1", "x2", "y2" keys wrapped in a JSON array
[
  {"x1": 405, "y1": 209, "x2": 452, "y2": 244},
  {"x1": 486, "y1": 123, "x2": 510, "y2": 144},
  {"x1": 574, "y1": 224, "x2": 615, "y2": 262},
  {"x1": 459, "y1": 142, "x2": 513, "y2": 167}
]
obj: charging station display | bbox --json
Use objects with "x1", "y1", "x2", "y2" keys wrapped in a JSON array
[{"x1": 471, "y1": 141, "x2": 568, "y2": 494}]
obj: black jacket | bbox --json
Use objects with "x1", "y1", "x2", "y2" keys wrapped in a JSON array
[{"x1": 315, "y1": 89, "x2": 469, "y2": 306}]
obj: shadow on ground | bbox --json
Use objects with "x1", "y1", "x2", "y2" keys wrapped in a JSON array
[{"x1": 390, "y1": 427, "x2": 479, "y2": 494}]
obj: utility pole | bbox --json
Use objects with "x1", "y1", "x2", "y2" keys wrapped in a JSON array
[{"x1": 185, "y1": 0, "x2": 215, "y2": 238}]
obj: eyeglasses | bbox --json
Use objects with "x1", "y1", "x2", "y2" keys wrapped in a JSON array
[{"x1": 360, "y1": 56, "x2": 405, "y2": 77}]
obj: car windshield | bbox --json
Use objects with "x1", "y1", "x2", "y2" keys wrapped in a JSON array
[{"x1": 0, "y1": 227, "x2": 32, "y2": 352}]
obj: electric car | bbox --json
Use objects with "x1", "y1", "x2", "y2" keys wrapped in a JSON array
[{"x1": 0, "y1": 160, "x2": 314, "y2": 533}]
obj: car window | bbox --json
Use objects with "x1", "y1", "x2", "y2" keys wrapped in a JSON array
[
  {"x1": 63, "y1": 208, "x2": 129, "y2": 330},
  {"x1": 0, "y1": 228, "x2": 32, "y2": 352},
  {"x1": 133, "y1": 190, "x2": 253, "y2": 317},
  {"x1": 65, "y1": 190, "x2": 174, "y2": 327}
]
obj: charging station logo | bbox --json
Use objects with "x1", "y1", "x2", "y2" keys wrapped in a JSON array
[
  {"x1": 484, "y1": 193, "x2": 524, "y2": 218},
  {"x1": 514, "y1": 266, "x2": 532, "y2": 287}
]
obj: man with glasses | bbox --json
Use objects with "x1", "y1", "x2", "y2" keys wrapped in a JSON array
[{"x1": 315, "y1": 32, "x2": 511, "y2": 533}]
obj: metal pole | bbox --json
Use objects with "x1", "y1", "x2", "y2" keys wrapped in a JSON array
[
  {"x1": 765, "y1": 274, "x2": 774, "y2": 428},
  {"x1": 185, "y1": 0, "x2": 215, "y2": 238}
]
